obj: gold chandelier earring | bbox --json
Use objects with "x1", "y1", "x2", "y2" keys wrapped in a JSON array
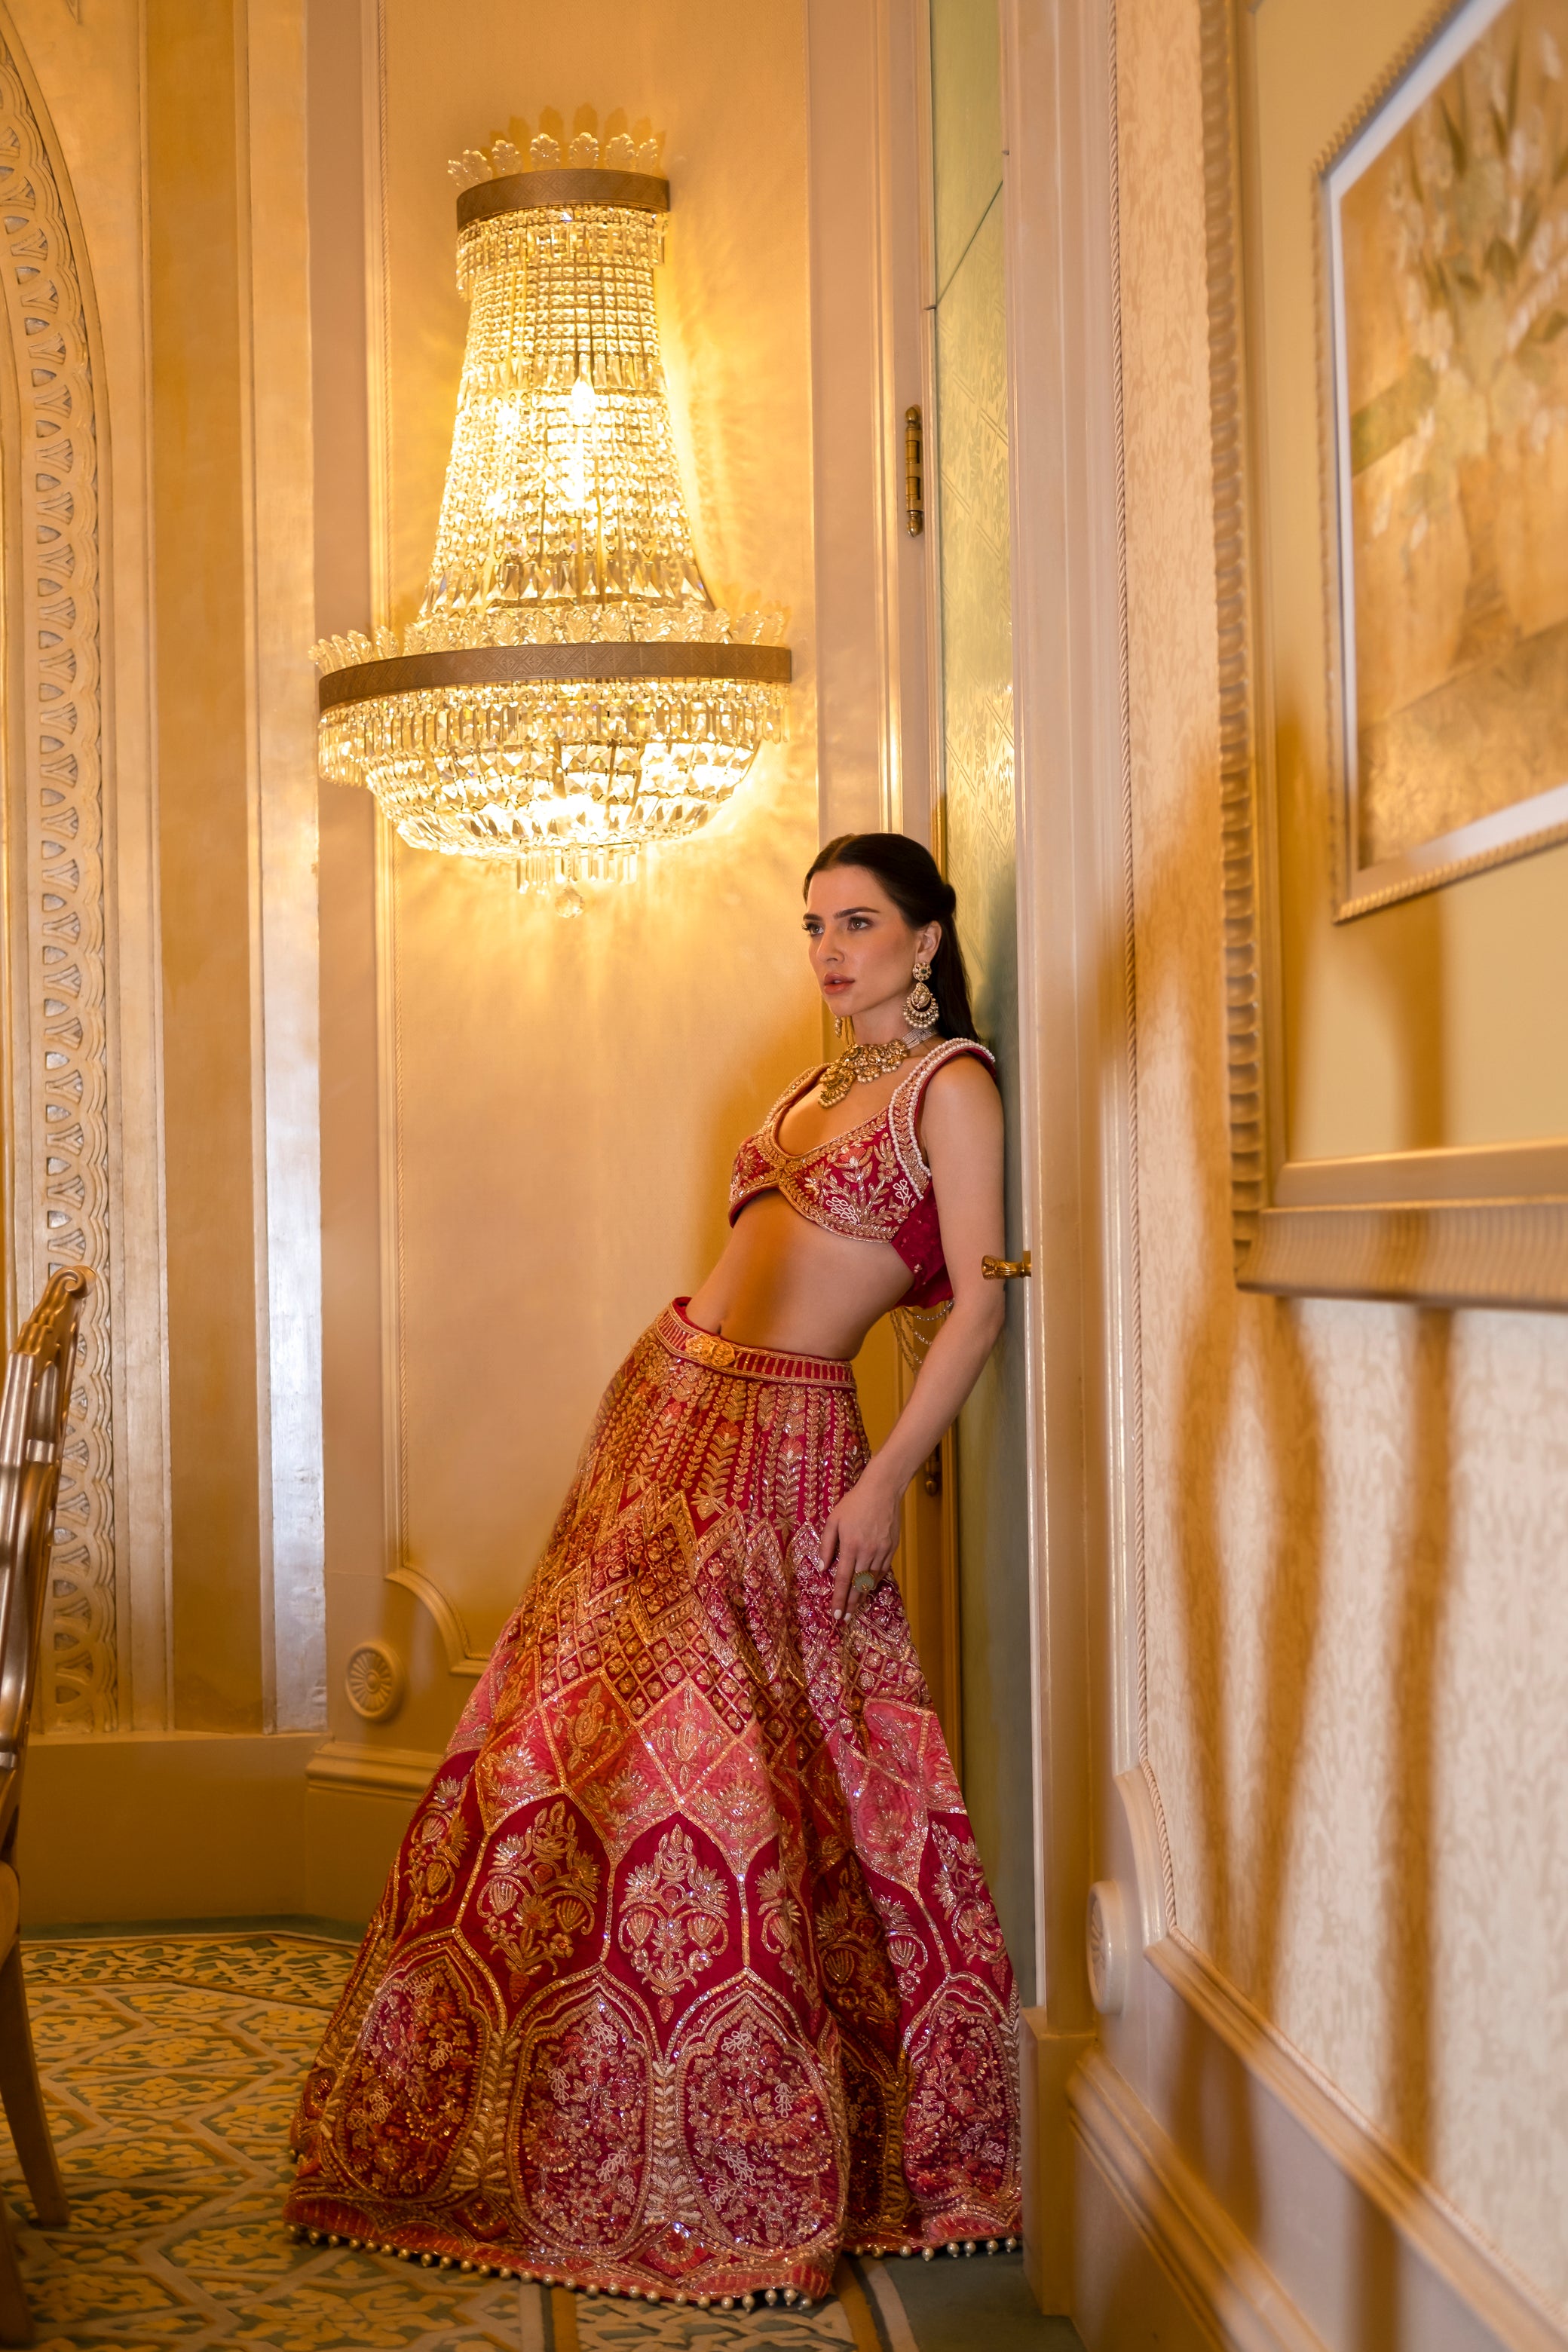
[{"x1": 904, "y1": 958, "x2": 939, "y2": 1034}]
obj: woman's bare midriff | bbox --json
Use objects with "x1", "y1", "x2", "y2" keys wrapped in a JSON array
[{"x1": 685, "y1": 1192, "x2": 912, "y2": 1360}]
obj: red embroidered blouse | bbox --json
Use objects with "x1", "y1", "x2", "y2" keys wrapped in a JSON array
[{"x1": 727, "y1": 1037, "x2": 997, "y2": 1309}]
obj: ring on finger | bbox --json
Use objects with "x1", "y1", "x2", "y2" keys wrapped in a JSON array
[{"x1": 851, "y1": 1568, "x2": 880, "y2": 1597}]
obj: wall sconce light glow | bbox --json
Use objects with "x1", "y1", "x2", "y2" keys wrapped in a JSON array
[{"x1": 310, "y1": 124, "x2": 792, "y2": 899}]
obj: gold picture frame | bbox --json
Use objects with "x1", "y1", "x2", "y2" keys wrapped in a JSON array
[
  {"x1": 1206, "y1": 0, "x2": 1568, "y2": 1308},
  {"x1": 1324, "y1": 0, "x2": 1568, "y2": 917}
]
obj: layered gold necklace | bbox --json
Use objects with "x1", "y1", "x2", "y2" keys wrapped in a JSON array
[{"x1": 819, "y1": 1035, "x2": 926, "y2": 1109}]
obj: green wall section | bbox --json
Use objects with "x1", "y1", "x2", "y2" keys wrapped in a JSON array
[{"x1": 929, "y1": 0, "x2": 1035, "y2": 1999}]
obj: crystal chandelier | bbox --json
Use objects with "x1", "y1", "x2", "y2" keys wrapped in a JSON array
[{"x1": 311, "y1": 124, "x2": 792, "y2": 899}]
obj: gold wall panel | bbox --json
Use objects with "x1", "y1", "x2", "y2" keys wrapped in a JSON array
[
  {"x1": 0, "y1": 0, "x2": 326, "y2": 1751},
  {"x1": 145, "y1": 0, "x2": 266, "y2": 1732}
]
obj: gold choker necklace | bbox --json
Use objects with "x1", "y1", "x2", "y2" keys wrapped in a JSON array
[{"x1": 819, "y1": 1037, "x2": 920, "y2": 1109}]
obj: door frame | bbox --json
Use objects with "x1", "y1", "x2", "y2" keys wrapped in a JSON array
[
  {"x1": 998, "y1": 0, "x2": 1155, "y2": 2311},
  {"x1": 803, "y1": 2, "x2": 1146, "y2": 2308}
]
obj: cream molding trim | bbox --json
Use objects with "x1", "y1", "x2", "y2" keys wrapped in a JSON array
[
  {"x1": 1274, "y1": 1138, "x2": 1568, "y2": 1208},
  {"x1": 1148, "y1": 1933, "x2": 1568, "y2": 2352},
  {"x1": 1199, "y1": 0, "x2": 1265, "y2": 1276},
  {"x1": 1114, "y1": 1763, "x2": 1173, "y2": 1949},
  {"x1": 305, "y1": 1738, "x2": 442, "y2": 1801},
  {"x1": 387, "y1": 1562, "x2": 488, "y2": 1679},
  {"x1": 1071, "y1": 2047, "x2": 1323, "y2": 2352},
  {"x1": 360, "y1": 22, "x2": 506, "y2": 1689},
  {"x1": 1243, "y1": 1201, "x2": 1568, "y2": 1312},
  {"x1": 1108, "y1": 0, "x2": 1181, "y2": 1975},
  {"x1": 0, "y1": 20, "x2": 115, "y2": 1730}
]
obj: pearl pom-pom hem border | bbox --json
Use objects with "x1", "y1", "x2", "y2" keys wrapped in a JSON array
[{"x1": 283, "y1": 2221, "x2": 1023, "y2": 2308}]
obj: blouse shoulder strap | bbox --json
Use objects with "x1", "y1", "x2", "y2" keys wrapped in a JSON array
[
  {"x1": 900, "y1": 1037, "x2": 995, "y2": 1104},
  {"x1": 887, "y1": 1038, "x2": 995, "y2": 1189}
]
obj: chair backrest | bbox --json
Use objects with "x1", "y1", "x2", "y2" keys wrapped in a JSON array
[{"x1": 0, "y1": 1270, "x2": 89, "y2": 1855}]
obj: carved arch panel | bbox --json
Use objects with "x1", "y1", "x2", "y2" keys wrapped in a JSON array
[{"x1": 0, "y1": 23, "x2": 115, "y2": 1730}]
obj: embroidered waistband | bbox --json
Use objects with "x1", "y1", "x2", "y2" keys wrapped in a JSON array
[{"x1": 655, "y1": 1300, "x2": 856, "y2": 1387}]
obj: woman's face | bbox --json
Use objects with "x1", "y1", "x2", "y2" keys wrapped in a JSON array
[{"x1": 801, "y1": 866, "x2": 939, "y2": 1027}]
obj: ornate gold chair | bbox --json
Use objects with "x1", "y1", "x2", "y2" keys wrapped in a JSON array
[{"x1": 0, "y1": 1269, "x2": 88, "y2": 2343}]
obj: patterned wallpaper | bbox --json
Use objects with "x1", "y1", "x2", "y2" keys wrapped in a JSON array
[{"x1": 1119, "y1": 0, "x2": 1568, "y2": 2312}]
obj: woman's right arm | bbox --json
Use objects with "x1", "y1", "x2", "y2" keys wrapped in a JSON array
[{"x1": 821, "y1": 1057, "x2": 1006, "y2": 1617}]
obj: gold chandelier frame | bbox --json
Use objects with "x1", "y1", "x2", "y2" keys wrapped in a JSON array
[{"x1": 317, "y1": 640, "x2": 792, "y2": 710}]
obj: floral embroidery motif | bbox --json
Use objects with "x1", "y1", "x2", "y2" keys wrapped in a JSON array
[
  {"x1": 617, "y1": 1824, "x2": 730, "y2": 2021},
  {"x1": 642, "y1": 1684, "x2": 727, "y2": 1800},
  {"x1": 683, "y1": 2004, "x2": 839, "y2": 2248},
  {"x1": 931, "y1": 1820, "x2": 1010, "y2": 1981},
  {"x1": 814, "y1": 1879, "x2": 899, "y2": 2024},
  {"x1": 285, "y1": 1308, "x2": 1020, "y2": 2298},
  {"x1": 561, "y1": 1680, "x2": 614, "y2": 1775},
  {"x1": 476, "y1": 1801, "x2": 600, "y2": 1994},
  {"x1": 877, "y1": 1894, "x2": 933, "y2": 2002},
  {"x1": 335, "y1": 1955, "x2": 484, "y2": 2201},
  {"x1": 757, "y1": 1862, "x2": 811, "y2": 1995},
  {"x1": 401, "y1": 1775, "x2": 470, "y2": 1922},
  {"x1": 514, "y1": 1997, "x2": 651, "y2": 2250},
  {"x1": 903, "y1": 1995, "x2": 1016, "y2": 2215}
]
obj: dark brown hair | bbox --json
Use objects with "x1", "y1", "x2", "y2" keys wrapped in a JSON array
[{"x1": 804, "y1": 832, "x2": 978, "y2": 1041}]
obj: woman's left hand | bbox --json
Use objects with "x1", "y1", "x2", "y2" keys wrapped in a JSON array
[{"x1": 822, "y1": 1465, "x2": 902, "y2": 1624}]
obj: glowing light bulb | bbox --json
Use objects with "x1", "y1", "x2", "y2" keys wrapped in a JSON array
[{"x1": 562, "y1": 367, "x2": 597, "y2": 512}]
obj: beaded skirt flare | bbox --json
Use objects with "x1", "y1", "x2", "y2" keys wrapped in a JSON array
[{"x1": 283, "y1": 1300, "x2": 1021, "y2": 2306}]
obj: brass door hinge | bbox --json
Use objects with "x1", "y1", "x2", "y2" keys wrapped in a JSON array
[
  {"x1": 982, "y1": 1251, "x2": 1032, "y2": 1280},
  {"x1": 905, "y1": 406, "x2": 923, "y2": 535}
]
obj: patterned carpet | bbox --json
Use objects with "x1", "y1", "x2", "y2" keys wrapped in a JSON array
[{"x1": 0, "y1": 1934, "x2": 1079, "y2": 2352}]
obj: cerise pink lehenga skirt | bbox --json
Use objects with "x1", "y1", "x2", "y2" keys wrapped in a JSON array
[{"x1": 284, "y1": 1300, "x2": 1021, "y2": 2308}]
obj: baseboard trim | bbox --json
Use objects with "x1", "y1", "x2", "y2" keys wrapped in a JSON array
[
  {"x1": 17, "y1": 1732, "x2": 322, "y2": 1923},
  {"x1": 1071, "y1": 2048, "x2": 1318, "y2": 2352},
  {"x1": 304, "y1": 1740, "x2": 441, "y2": 1800},
  {"x1": 13, "y1": 1733, "x2": 432, "y2": 1937},
  {"x1": 1149, "y1": 1934, "x2": 1568, "y2": 2352},
  {"x1": 1071, "y1": 1932, "x2": 1567, "y2": 2352},
  {"x1": 1021, "y1": 2007, "x2": 1096, "y2": 2313}
]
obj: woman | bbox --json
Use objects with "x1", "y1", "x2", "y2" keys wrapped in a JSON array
[{"x1": 284, "y1": 833, "x2": 1023, "y2": 2311}]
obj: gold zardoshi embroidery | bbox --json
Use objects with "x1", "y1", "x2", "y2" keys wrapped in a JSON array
[{"x1": 283, "y1": 1306, "x2": 1021, "y2": 2305}]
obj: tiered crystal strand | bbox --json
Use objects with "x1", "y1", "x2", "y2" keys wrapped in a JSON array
[
  {"x1": 313, "y1": 142, "x2": 787, "y2": 896},
  {"x1": 411, "y1": 209, "x2": 706, "y2": 632}
]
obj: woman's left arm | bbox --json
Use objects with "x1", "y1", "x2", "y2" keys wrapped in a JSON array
[{"x1": 822, "y1": 1056, "x2": 1007, "y2": 1619}]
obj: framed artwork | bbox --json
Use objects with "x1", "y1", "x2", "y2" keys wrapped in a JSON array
[
  {"x1": 1325, "y1": 0, "x2": 1568, "y2": 914},
  {"x1": 1207, "y1": 0, "x2": 1568, "y2": 1306}
]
